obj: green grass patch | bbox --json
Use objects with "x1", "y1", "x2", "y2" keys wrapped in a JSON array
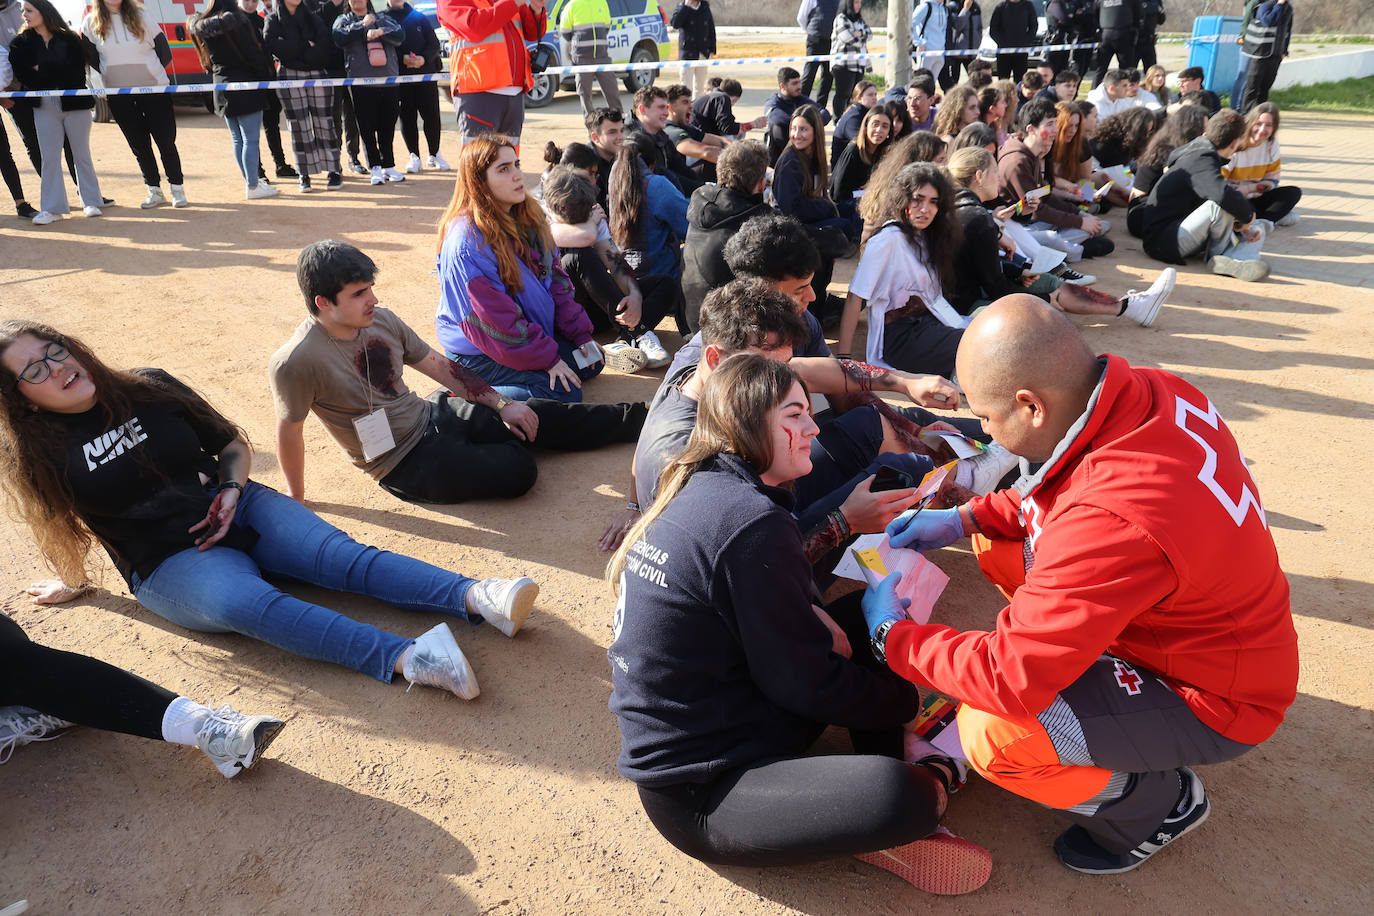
[{"x1": 1268, "y1": 76, "x2": 1374, "y2": 113}]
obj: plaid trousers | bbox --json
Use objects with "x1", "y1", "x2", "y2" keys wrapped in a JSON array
[{"x1": 276, "y1": 66, "x2": 341, "y2": 175}]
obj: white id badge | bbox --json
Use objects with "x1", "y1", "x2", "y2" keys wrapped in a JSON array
[
  {"x1": 353, "y1": 407, "x2": 396, "y2": 462},
  {"x1": 572, "y1": 341, "x2": 602, "y2": 369}
]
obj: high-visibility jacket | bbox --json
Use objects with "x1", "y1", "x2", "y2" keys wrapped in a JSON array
[
  {"x1": 438, "y1": 0, "x2": 546, "y2": 94},
  {"x1": 558, "y1": 0, "x2": 612, "y2": 64}
]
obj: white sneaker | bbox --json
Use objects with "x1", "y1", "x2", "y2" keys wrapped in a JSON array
[
  {"x1": 1276, "y1": 211, "x2": 1300, "y2": 227},
  {"x1": 369, "y1": 166, "x2": 386, "y2": 185},
  {"x1": 169, "y1": 184, "x2": 189, "y2": 208},
  {"x1": 405, "y1": 153, "x2": 423, "y2": 174},
  {"x1": 602, "y1": 339, "x2": 648, "y2": 373},
  {"x1": 428, "y1": 152, "x2": 451, "y2": 170},
  {"x1": 193, "y1": 704, "x2": 285, "y2": 778},
  {"x1": 140, "y1": 186, "x2": 166, "y2": 209},
  {"x1": 467, "y1": 576, "x2": 539, "y2": 638},
  {"x1": 402, "y1": 623, "x2": 480, "y2": 699},
  {"x1": 957, "y1": 442, "x2": 1020, "y2": 495},
  {"x1": 245, "y1": 184, "x2": 279, "y2": 200},
  {"x1": 31, "y1": 210, "x2": 60, "y2": 225},
  {"x1": 0, "y1": 706, "x2": 74, "y2": 764},
  {"x1": 632, "y1": 329, "x2": 670, "y2": 368},
  {"x1": 83, "y1": 205, "x2": 102, "y2": 217},
  {"x1": 1122, "y1": 267, "x2": 1175, "y2": 328},
  {"x1": 383, "y1": 167, "x2": 406, "y2": 183}
]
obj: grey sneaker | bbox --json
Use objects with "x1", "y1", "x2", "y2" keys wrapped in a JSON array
[
  {"x1": 467, "y1": 576, "x2": 538, "y2": 638},
  {"x1": 1211, "y1": 255, "x2": 1269, "y2": 282},
  {"x1": 1122, "y1": 267, "x2": 1176, "y2": 327},
  {"x1": 0, "y1": 706, "x2": 74, "y2": 764},
  {"x1": 403, "y1": 623, "x2": 480, "y2": 699},
  {"x1": 960, "y1": 442, "x2": 1019, "y2": 495},
  {"x1": 1276, "y1": 211, "x2": 1300, "y2": 227},
  {"x1": 194, "y1": 705, "x2": 285, "y2": 778},
  {"x1": 602, "y1": 340, "x2": 648, "y2": 374}
]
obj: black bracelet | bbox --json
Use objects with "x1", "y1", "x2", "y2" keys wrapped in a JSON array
[
  {"x1": 217, "y1": 480, "x2": 245, "y2": 495},
  {"x1": 829, "y1": 508, "x2": 851, "y2": 540}
]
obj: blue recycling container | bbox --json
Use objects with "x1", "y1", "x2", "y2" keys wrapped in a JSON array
[{"x1": 1187, "y1": 15, "x2": 1244, "y2": 95}]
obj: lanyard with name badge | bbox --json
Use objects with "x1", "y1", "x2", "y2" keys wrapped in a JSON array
[{"x1": 333, "y1": 329, "x2": 395, "y2": 462}]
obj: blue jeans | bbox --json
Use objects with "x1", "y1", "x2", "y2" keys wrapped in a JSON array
[
  {"x1": 130, "y1": 482, "x2": 477, "y2": 683},
  {"x1": 224, "y1": 110, "x2": 264, "y2": 188},
  {"x1": 1230, "y1": 58, "x2": 1251, "y2": 111},
  {"x1": 451, "y1": 336, "x2": 602, "y2": 403}
]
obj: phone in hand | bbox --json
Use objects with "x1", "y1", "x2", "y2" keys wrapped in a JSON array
[{"x1": 871, "y1": 465, "x2": 915, "y2": 492}]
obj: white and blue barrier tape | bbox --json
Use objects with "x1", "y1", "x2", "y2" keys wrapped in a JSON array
[{"x1": 0, "y1": 36, "x2": 1204, "y2": 98}]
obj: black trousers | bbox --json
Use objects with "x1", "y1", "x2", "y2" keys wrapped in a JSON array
[
  {"x1": 882, "y1": 310, "x2": 964, "y2": 380},
  {"x1": 996, "y1": 51, "x2": 1029, "y2": 80},
  {"x1": 262, "y1": 88, "x2": 288, "y2": 168},
  {"x1": 1251, "y1": 184, "x2": 1301, "y2": 222},
  {"x1": 831, "y1": 67, "x2": 863, "y2": 115},
  {"x1": 8, "y1": 103, "x2": 76, "y2": 183},
  {"x1": 561, "y1": 246, "x2": 675, "y2": 336},
  {"x1": 333, "y1": 81, "x2": 362, "y2": 161},
  {"x1": 1135, "y1": 30, "x2": 1158, "y2": 69},
  {"x1": 0, "y1": 611, "x2": 173, "y2": 741},
  {"x1": 107, "y1": 94, "x2": 183, "y2": 186},
  {"x1": 801, "y1": 34, "x2": 833, "y2": 111},
  {"x1": 1241, "y1": 55, "x2": 1283, "y2": 114},
  {"x1": 1093, "y1": 28, "x2": 1137, "y2": 86},
  {"x1": 0, "y1": 112, "x2": 26, "y2": 202},
  {"x1": 351, "y1": 85, "x2": 399, "y2": 169},
  {"x1": 398, "y1": 79, "x2": 442, "y2": 158},
  {"x1": 940, "y1": 53, "x2": 970, "y2": 91},
  {"x1": 378, "y1": 391, "x2": 646, "y2": 504}
]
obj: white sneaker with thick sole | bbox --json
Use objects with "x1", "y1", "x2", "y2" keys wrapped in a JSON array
[
  {"x1": 383, "y1": 167, "x2": 406, "y2": 183},
  {"x1": 428, "y1": 152, "x2": 451, "y2": 170},
  {"x1": 405, "y1": 153, "x2": 423, "y2": 173},
  {"x1": 958, "y1": 442, "x2": 1020, "y2": 495},
  {"x1": 602, "y1": 340, "x2": 648, "y2": 373},
  {"x1": 169, "y1": 184, "x2": 189, "y2": 208},
  {"x1": 245, "y1": 184, "x2": 279, "y2": 200},
  {"x1": 31, "y1": 211, "x2": 60, "y2": 225},
  {"x1": 467, "y1": 576, "x2": 539, "y2": 638},
  {"x1": 140, "y1": 186, "x2": 166, "y2": 209},
  {"x1": 1276, "y1": 211, "x2": 1300, "y2": 227},
  {"x1": 83, "y1": 206, "x2": 102, "y2": 217},
  {"x1": 403, "y1": 623, "x2": 480, "y2": 699},
  {"x1": 1211, "y1": 255, "x2": 1269, "y2": 282},
  {"x1": 1122, "y1": 267, "x2": 1175, "y2": 327},
  {"x1": 369, "y1": 166, "x2": 386, "y2": 185},
  {"x1": 0, "y1": 706, "x2": 74, "y2": 764},
  {"x1": 632, "y1": 329, "x2": 670, "y2": 367},
  {"x1": 194, "y1": 705, "x2": 285, "y2": 778}
]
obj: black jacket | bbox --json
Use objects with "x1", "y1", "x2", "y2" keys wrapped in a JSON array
[
  {"x1": 192, "y1": 10, "x2": 271, "y2": 116},
  {"x1": 383, "y1": 2, "x2": 442, "y2": 73},
  {"x1": 309, "y1": 0, "x2": 349, "y2": 75},
  {"x1": 950, "y1": 188, "x2": 1019, "y2": 311},
  {"x1": 1132, "y1": 136, "x2": 1254, "y2": 263},
  {"x1": 669, "y1": 1, "x2": 715, "y2": 58},
  {"x1": 7, "y1": 30, "x2": 95, "y2": 111},
  {"x1": 690, "y1": 88, "x2": 742, "y2": 138},
  {"x1": 989, "y1": 0, "x2": 1038, "y2": 48},
  {"x1": 680, "y1": 184, "x2": 770, "y2": 329},
  {"x1": 802, "y1": 0, "x2": 840, "y2": 40},
  {"x1": 772, "y1": 148, "x2": 838, "y2": 225},
  {"x1": 607, "y1": 452, "x2": 920, "y2": 788},
  {"x1": 828, "y1": 141, "x2": 873, "y2": 204},
  {"x1": 1097, "y1": 0, "x2": 1143, "y2": 33},
  {"x1": 264, "y1": 2, "x2": 332, "y2": 71}
]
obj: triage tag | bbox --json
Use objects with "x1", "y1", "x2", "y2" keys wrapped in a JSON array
[
  {"x1": 853, "y1": 547, "x2": 887, "y2": 577},
  {"x1": 572, "y1": 342, "x2": 602, "y2": 369},
  {"x1": 1025, "y1": 185, "x2": 1051, "y2": 200},
  {"x1": 353, "y1": 407, "x2": 395, "y2": 462}
]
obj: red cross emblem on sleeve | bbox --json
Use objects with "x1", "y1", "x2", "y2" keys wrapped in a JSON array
[{"x1": 1114, "y1": 660, "x2": 1143, "y2": 696}]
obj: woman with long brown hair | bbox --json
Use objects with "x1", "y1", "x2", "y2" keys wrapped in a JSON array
[
  {"x1": 0, "y1": 320, "x2": 533, "y2": 702},
  {"x1": 81, "y1": 0, "x2": 187, "y2": 208},
  {"x1": 931, "y1": 84, "x2": 979, "y2": 141},
  {"x1": 607, "y1": 353, "x2": 989, "y2": 894},
  {"x1": 435, "y1": 134, "x2": 614, "y2": 402},
  {"x1": 773, "y1": 103, "x2": 855, "y2": 313},
  {"x1": 828, "y1": 105, "x2": 892, "y2": 219}
]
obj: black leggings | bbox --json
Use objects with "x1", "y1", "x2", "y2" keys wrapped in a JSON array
[
  {"x1": 637, "y1": 754, "x2": 946, "y2": 867},
  {"x1": 398, "y1": 80, "x2": 442, "y2": 158},
  {"x1": 1251, "y1": 185, "x2": 1302, "y2": 223},
  {"x1": 560, "y1": 247, "x2": 675, "y2": 337},
  {"x1": 379, "y1": 391, "x2": 646, "y2": 504},
  {"x1": 0, "y1": 611, "x2": 172, "y2": 740},
  {"x1": 107, "y1": 94, "x2": 183, "y2": 186},
  {"x1": 350, "y1": 85, "x2": 399, "y2": 169},
  {"x1": 0, "y1": 112, "x2": 25, "y2": 202}
]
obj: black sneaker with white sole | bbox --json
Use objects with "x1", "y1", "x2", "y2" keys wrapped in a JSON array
[
  {"x1": 1052, "y1": 265, "x2": 1096, "y2": 285},
  {"x1": 1054, "y1": 767, "x2": 1210, "y2": 875}
]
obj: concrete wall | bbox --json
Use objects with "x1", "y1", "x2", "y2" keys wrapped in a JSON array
[{"x1": 1273, "y1": 48, "x2": 1374, "y2": 90}]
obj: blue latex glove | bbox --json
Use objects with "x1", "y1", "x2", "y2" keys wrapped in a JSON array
[
  {"x1": 862, "y1": 570, "x2": 912, "y2": 639},
  {"x1": 886, "y1": 506, "x2": 965, "y2": 553}
]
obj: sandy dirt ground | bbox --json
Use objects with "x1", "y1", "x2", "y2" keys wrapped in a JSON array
[{"x1": 0, "y1": 86, "x2": 1371, "y2": 915}]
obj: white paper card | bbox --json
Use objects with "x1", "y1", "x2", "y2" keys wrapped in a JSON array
[
  {"x1": 353, "y1": 407, "x2": 395, "y2": 462},
  {"x1": 1030, "y1": 246, "x2": 1066, "y2": 274},
  {"x1": 572, "y1": 342, "x2": 602, "y2": 369},
  {"x1": 832, "y1": 536, "x2": 951, "y2": 626},
  {"x1": 924, "y1": 294, "x2": 971, "y2": 330},
  {"x1": 919, "y1": 429, "x2": 984, "y2": 459}
]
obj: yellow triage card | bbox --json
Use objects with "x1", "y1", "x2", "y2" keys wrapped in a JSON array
[{"x1": 851, "y1": 547, "x2": 887, "y2": 577}]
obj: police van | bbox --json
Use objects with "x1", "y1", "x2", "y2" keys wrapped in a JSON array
[{"x1": 526, "y1": 0, "x2": 671, "y2": 108}]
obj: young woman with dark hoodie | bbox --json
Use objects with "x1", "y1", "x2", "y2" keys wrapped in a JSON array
[
  {"x1": 190, "y1": 0, "x2": 277, "y2": 199},
  {"x1": 264, "y1": 0, "x2": 342, "y2": 191},
  {"x1": 332, "y1": 0, "x2": 403, "y2": 184}
]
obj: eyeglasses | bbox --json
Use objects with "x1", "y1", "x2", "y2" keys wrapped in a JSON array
[{"x1": 17, "y1": 341, "x2": 70, "y2": 385}]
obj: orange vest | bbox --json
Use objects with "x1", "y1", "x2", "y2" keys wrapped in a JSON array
[{"x1": 449, "y1": 0, "x2": 534, "y2": 95}]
